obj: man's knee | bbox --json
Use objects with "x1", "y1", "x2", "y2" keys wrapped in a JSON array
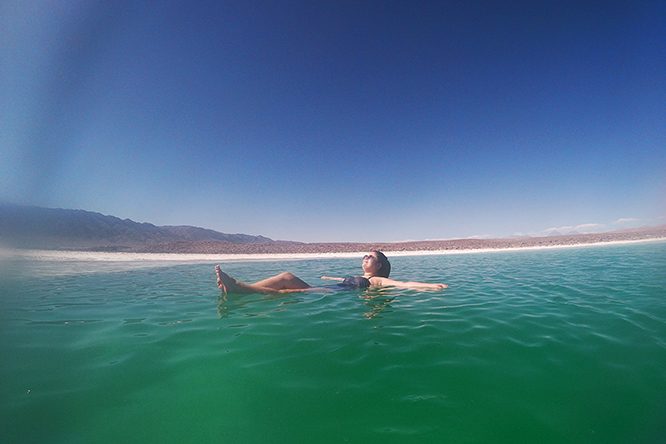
[{"x1": 278, "y1": 272, "x2": 296, "y2": 280}]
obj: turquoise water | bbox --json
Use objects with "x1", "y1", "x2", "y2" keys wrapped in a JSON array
[{"x1": 1, "y1": 242, "x2": 665, "y2": 443}]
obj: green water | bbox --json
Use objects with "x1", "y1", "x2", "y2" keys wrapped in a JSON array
[{"x1": 1, "y1": 243, "x2": 665, "y2": 443}]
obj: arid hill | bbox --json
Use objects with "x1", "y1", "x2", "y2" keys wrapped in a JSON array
[
  {"x1": 1, "y1": 204, "x2": 664, "y2": 254},
  {"x1": 0, "y1": 204, "x2": 272, "y2": 251},
  {"x1": 129, "y1": 226, "x2": 666, "y2": 254}
]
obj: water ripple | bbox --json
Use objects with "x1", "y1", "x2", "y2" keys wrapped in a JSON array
[{"x1": 2, "y1": 243, "x2": 666, "y2": 443}]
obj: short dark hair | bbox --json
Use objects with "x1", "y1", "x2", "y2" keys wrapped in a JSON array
[{"x1": 372, "y1": 250, "x2": 391, "y2": 278}]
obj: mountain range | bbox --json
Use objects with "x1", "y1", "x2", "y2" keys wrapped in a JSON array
[
  {"x1": 1, "y1": 204, "x2": 664, "y2": 254},
  {"x1": 0, "y1": 204, "x2": 273, "y2": 251}
]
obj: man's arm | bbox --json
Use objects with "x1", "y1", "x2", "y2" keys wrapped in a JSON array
[{"x1": 369, "y1": 277, "x2": 448, "y2": 290}]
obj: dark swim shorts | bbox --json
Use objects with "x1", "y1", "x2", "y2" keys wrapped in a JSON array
[{"x1": 339, "y1": 276, "x2": 371, "y2": 289}]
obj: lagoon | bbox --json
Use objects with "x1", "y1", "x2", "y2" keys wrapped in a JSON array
[{"x1": 1, "y1": 242, "x2": 665, "y2": 443}]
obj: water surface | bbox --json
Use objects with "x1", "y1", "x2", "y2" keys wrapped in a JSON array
[{"x1": 2, "y1": 242, "x2": 665, "y2": 443}]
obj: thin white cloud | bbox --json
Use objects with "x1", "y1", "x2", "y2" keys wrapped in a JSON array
[
  {"x1": 543, "y1": 225, "x2": 572, "y2": 233},
  {"x1": 539, "y1": 223, "x2": 606, "y2": 236},
  {"x1": 528, "y1": 216, "x2": 664, "y2": 238},
  {"x1": 614, "y1": 217, "x2": 641, "y2": 225},
  {"x1": 575, "y1": 223, "x2": 605, "y2": 231}
]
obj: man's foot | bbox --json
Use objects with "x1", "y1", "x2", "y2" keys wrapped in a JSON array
[
  {"x1": 215, "y1": 265, "x2": 241, "y2": 295},
  {"x1": 215, "y1": 265, "x2": 283, "y2": 295}
]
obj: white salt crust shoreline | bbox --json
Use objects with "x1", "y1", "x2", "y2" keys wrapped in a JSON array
[{"x1": 3, "y1": 237, "x2": 665, "y2": 264}]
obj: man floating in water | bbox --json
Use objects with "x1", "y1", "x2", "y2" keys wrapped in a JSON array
[{"x1": 215, "y1": 250, "x2": 448, "y2": 295}]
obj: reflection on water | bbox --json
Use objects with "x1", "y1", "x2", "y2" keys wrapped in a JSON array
[
  {"x1": 215, "y1": 287, "x2": 391, "y2": 320},
  {"x1": 360, "y1": 288, "x2": 397, "y2": 319},
  {"x1": 215, "y1": 283, "x2": 411, "y2": 320},
  {"x1": 215, "y1": 291, "x2": 308, "y2": 319}
]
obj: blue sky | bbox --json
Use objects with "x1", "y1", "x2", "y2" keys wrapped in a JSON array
[{"x1": 2, "y1": 1, "x2": 664, "y2": 242}]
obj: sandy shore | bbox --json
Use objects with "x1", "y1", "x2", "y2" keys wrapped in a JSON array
[{"x1": 3, "y1": 237, "x2": 665, "y2": 264}]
